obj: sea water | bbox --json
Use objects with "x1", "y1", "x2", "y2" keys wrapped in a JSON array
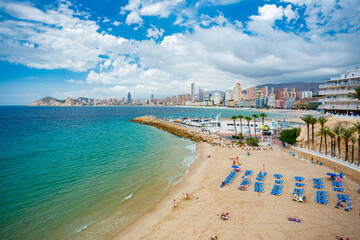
[{"x1": 0, "y1": 106, "x2": 289, "y2": 240}]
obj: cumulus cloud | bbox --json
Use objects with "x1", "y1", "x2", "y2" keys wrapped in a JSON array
[
  {"x1": 147, "y1": 24, "x2": 165, "y2": 38},
  {"x1": 121, "y1": 0, "x2": 185, "y2": 25},
  {"x1": 113, "y1": 21, "x2": 121, "y2": 26},
  {"x1": 0, "y1": 0, "x2": 131, "y2": 71}
]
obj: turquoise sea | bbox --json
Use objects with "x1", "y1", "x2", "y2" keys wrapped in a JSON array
[{"x1": 0, "y1": 106, "x2": 291, "y2": 240}]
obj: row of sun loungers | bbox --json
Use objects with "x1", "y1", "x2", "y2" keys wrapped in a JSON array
[
  {"x1": 275, "y1": 180, "x2": 283, "y2": 184},
  {"x1": 337, "y1": 194, "x2": 351, "y2": 203},
  {"x1": 313, "y1": 178, "x2": 324, "y2": 189},
  {"x1": 220, "y1": 171, "x2": 238, "y2": 187},
  {"x1": 256, "y1": 171, "x2": 267, "y2": 181},
  {"x1": 271, "y1": 184, "x2": 283, "y2": 195},
  {"x1": 333, "y1": 187, "x2": 345, "y2": 192},
  {"x1": 295, "y1": 182, "x2": 305, "y2": 187},
  {"x1": 316, "y1": 190, "x2": 329, "y2": 205},
  {"x1": 238, "y1": 179, "x2": 251, "y2": 191}
]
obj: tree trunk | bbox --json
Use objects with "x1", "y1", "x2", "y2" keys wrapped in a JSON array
[
  {"x1": 319, "y1": 136, "x2": 323, "y2": 153},
  {"x1": 351, "y1": 143, "x2": 354, "y2": 163},
  {"x1": 233, "y1": 119, "x2": 237, "y2": 135},
  {"x1": 307, "y1": 125, "x2": 310, "y2": 150},
  {"x1": 312, "y1": 125, "x2": 315, "y2": 151},
  {"x1": 324, "y1": 135, "x2": 327, "y2": 155},
  {"x1": 330, "y1": 139, "x2": 333, "y2": 157},
  {"x1": 240, "y1": 119, "x2": 243, "y2": 135},
  {"x1": 254, "y1": 119, "x2": 257, "y2": 138},
  {"x1": 333, "y1": 138, "x2": 336, "y2": 157},
  {"x1": 345, "y1": 141, "x2": 348, "y2": 162},
  {"x1": 248, "y1": 122, "x2": 251, "y2": 137},
  {"x1": 338, "y1": 136, "x2": 341, "y2": 159}
]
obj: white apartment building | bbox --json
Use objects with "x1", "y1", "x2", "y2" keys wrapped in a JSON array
[
  {"x1": 301, "y1": 91, "x2": 313, "y2": 99},
  {"x1": 213, "y1": 92, "x2": 222, "y2": 105},
  {"x1": 319, "y1": 68, "x2": 360, "y2": 114}
]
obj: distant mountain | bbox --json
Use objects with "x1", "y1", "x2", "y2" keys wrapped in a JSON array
[
  {"x1": 242, "y1": 82, "x2": 322, "y2": 94},
  {"x1": 28, "y1": 97, "x2": 94, "y2": 106}
]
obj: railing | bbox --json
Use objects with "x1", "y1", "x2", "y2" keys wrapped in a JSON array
[
  {"x1": 321, "y1": 80, "x2": 360, "y2": 88},
  {"x1": 325, "y1": 113, "x2": 360, "y2": 119},
  {"x1": 293, "y1": 146, "x2": 360, "y2": 172},
  {"x1": 319, "y1": 98, "x2": 359, "y2": 102}
]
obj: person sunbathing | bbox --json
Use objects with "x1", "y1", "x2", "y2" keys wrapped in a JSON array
[{"x1": 220, "y1": 212, "x2": 229, "y2": 220}]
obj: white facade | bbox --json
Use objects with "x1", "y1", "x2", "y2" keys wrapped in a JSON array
[
  {"x1": 319, "y1": 68, "x2": 360, "y2": 114},
  {"x1": 232, "y1": 83, "x2": 242, "y2": 101},
  {"x1": 301, "y1": 91, "x2": 313, "y2": 99},
  {"x1": 267, "y1": 94, "x2": 275, "y2": 107},
  {"x1": 225, "y1": 90, "x2": 233, "y2": 101},
  {"x1": 219, "y1": 118, "x2": 279, "y2": 136},
  {"x1": 213, "y1": 92, "x2": 222, "y2": 105}
]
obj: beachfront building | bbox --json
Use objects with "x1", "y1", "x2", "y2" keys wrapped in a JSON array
[
  {"x1": 319, "y1": 68, "x2": 360, "y2": 115},
  {"x1": 218, "y1": 118, "x2": 279, "y2": 136},
  {"x1": 232, "y1": 83, "x2": 242, "y2": 101}
]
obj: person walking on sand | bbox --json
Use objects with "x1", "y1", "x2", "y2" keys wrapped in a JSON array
[{"x1": 172, "y1": 199, "x2": 177, "y2": 208}]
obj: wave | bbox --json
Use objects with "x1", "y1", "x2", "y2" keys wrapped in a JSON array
[
  {"x1": 76, "y1": 224, "x2": 88, "y2": 233},
  {"x1": 121, "y1": 193, "x2": 133, "y2": 202}
]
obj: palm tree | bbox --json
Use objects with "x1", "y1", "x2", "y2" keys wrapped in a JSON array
[
  {"x1": 333, "y1": 126, "x2": 342, "y2": 159},
  {"x1": 300, "y1": 115, "x2": 312, "y2": 150},
  {"x1": 328, "y1": 130, "x2": 335, "y2": 157},
  {"x1": 316, "y1": 128, "x2": 326, "y2": 154},
  {"x1": 348, "y1": 87, "x2": 360, "y2": 100},
  {"x1": 341, "y1": 128, "x2": 354, "y2": 162},
  {"x1": 350, "y1": 136, "x2": 356, "y2": 163},
  {"x1": 245, "y1": 116, "x2": 252, "y2": 137},
  {"x1": 259, "y1": 113, "x2": 267, "y2": 135},
  {"x1": 238, "y1": 115, "x2": 244, "y2": 135},
  {"x1": 352, "y1": 121, "x2": 360, "y2": 166},
  {"x1": 309, "y1": 116, "x2": 317, "y2": 151},
  {"x1": 252, "y1": 114, "x2": 259, "y2": 138},
  {"x1": 317, "y1": 116, "x2": 328, "y2": 153},
  {"x1": 231, "y1": 116, "x2": 237, "y2": 135}
]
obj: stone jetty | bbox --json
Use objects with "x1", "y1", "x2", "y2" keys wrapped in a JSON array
[{"x1": 131, "y1": 116, "x2": 231, "y2": 147}]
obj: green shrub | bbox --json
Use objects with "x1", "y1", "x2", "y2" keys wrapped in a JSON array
[
  {"x1": 279, "y1": 128, "x2": 300, "y2": 145},
  {"x1": 246, "y1": 137, "x2": 259, "y2": 147}
]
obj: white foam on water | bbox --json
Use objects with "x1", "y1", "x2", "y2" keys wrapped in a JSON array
[
  {"x1": 121, "y1": 193, "x2": 133, "y2": 202},
  {"x1": 76, "y1": 224, "x2": 88, "y2": 233}
]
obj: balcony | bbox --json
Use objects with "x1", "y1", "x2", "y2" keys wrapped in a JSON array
[
  {"x1": 319, "y1": 98, "x2": 360, "y2": 102},
  {"x1": 321, "y1": 80, "x2": 360, "y2": 88}
]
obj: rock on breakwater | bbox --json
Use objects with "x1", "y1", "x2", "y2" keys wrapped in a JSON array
[{"x1": 131, "y1": 116, "x2": 230, "y2": 146}]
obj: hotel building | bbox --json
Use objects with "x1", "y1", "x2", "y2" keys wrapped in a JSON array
[{"x1": 319, "y1": 68, "x2": 360, "y2": 114}]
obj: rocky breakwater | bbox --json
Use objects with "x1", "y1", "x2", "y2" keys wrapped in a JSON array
[{"x1": 131, "y1": 116, "x2": 231, "y2": 147}]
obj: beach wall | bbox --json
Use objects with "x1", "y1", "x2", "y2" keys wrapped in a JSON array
[
  {"x1": 287, "y1": 146, "x2": 360, "y2": 184},
  {"x1": 131, "y1": 116, "x2": 231, "y2": 146}
]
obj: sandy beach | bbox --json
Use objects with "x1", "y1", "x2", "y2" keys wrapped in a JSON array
[{"x1": 115, "y1": 143, "x2": 360, "y2": 240}]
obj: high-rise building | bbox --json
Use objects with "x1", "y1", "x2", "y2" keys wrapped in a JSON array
[
  {"x1": 301, "y1": 91, "x2": 312, "y2": 99},
  {"x1": 232, "y1": 83, "x2": 242, "y2": 101},
  {"x1": 198, "y1": 88, "x2": 205, "y2": 102},
  {"x1": 255, "y1": 89, "x2": 262, "y2": 99},
  {"x1": 151, "y1": 94, "x2": 154, "y2": 101},
  {"x1": 127, "y1": 92, "x2": 132, "y2": 103},
  {"x1": 186, "y1": 94, "x2": 191, "y2": 101},
  {"x1": 261, "y1": 86, "x2": 268, "y2": 98},
  {"x1": 247, "y1": 87, "x2": 256, "y2": 99},
  {"x1": 270, "y1": 87, "x2": 275, "y2": 94},
  {"x1": 275, "y1": 88, "x2": 283, "y2": 100},
  {"x1": 225, "y1": 90, "x2": 232, "y2": 101},
  {"x1": 213, "y1": 92, "x2": 222, "y2": 105},
  {"x1": 191, "y1": 83, "x2": 194, "y2": 102}
]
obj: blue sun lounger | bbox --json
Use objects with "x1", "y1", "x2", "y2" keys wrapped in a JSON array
[
  {"x1": 293, "y1": 188, "x2": 304, "y2": 193},
  {"x1": 220, "y1": 171, "x2": 239, "y2": 187},
  {"x1": 275, "y1": 180, "x2": 284, "y2": 184},
  {"x1": 333, "y1": 187, "x2": 345, "y2": 192},
  {"x1": 337, "y1": 194, "x2": 351, "y2": 203},
  {"x1": 271, "y1": 188, "x2": 282, "y2": 195},
  {"x1": 316, "y1": 198, "x2": 329, "y2": 205},
  {"x1": 344, "y1": 203, "x2": 352, "y2": 211},
  {"x1": 238, "y1": 179, "x2": 251, "y2": 190},
  {"x1": 294, "y1": 176, "x2": 305, "y2": 182},
  {"x1": 316, "y1": 190, "x2": 328, "y2": 196},
  {"x1": 313, "y1": 184, "x2": 324, "y2": 189},
  {"x1": 256, "y1": 177, "x2": 265, "y2": 181},
  {"x1": 332, "y1": 181, "x2": 343, "y2": 187},
  {"x1": 274, "y1": 174, "x2": 283, "y2": 179},
  {"x1": 254, "y1": 182, "x2": 264, "y2": 192},
  {"x1": 295, "y1": 183, "x2": 305, "y2": 187}
]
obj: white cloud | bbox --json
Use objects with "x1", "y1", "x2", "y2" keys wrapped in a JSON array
[
  {"x1": 66, "y1": 79, "x2": 85, "y2": 84},
  {"x1": 0, "y1": 1, "x2": 131, "y2": 71},
  {"x1": 113, "y1": 21, "x2": 121, "y2": 26},
  {"x1": 126, "y1": 11, "x2": 143, "y2": 25},
  {"x1": 250, "y1": 4, "x2": 285, "y2": 22},
  {"x1": 121, "y1": 0, "x2": 185, "y2": 25},
  {"x1": 147, "y1": 24, "x2": 165, "y2": 38}
]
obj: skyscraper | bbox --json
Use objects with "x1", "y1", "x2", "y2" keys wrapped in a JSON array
[
  {"x1": 127, "y1": 92, "x2": 132, "y2": 103},
  {"x1": 231, "y1": 83, "x2": 242, "y2": 101},
  {"x1": 191, "y1": 83, "x2": 194, "y2": 102},
  {"x1": 151, "y1": 94, "x2": 154, "y2": 101}
]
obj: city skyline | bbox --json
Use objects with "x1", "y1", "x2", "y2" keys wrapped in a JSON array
[{"x1": 1, "y1": 0, "x2": 360, "y2": 105}]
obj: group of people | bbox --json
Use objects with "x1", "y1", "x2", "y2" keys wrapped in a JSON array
[{"x1": 292, "y1": 194, "x2": 306, "y2": 202}]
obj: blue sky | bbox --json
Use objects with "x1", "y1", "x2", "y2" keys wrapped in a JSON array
[{"x1": 0, "y1": 0, "x2": 359, "y2": 105}]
